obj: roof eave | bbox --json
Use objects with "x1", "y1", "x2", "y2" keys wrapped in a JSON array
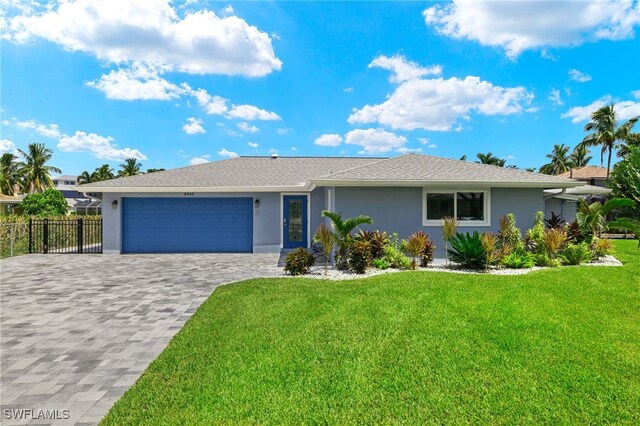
[
  {"x1": 77, "y1": 184, "x2": 314, "y2": 193},
  {"x1": 311, "y1": 179, "x2": 585, "y2": 189}
]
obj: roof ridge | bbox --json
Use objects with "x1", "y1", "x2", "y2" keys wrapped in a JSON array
[{"x1": 315, "y1": 156, "x2": 393, "y2": 178}]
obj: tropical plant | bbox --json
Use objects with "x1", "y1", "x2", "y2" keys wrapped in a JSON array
[
  {"x1": 617, "y1": 132, "x2": 640, "y2": 158},
  {"x1": 321, "y1": 210, "x2": 373, "y2": 270},
  {"x1": 544, "y1": 212, "x2": 566, "y2": 229},
  {"x1": 20, "y1": 188, "x2": 68, "y2": 216},
  {"x1": 0, "y1": 153, "x2": 23, "y2": 195},
  {"x1": 539, "y1": 144, "x2": 572, "y2": 175},
  {"x1": 18, "y1": 143, "x2": 61, "y2": 193},
  {"x1": 442, "y1": 216, "x2": 458, "y2": 265},
  {"x1": 480, "y1": 232, "x2": 499, "y2": 271},
  {"x1": 542, "y1": 228, "x2": 567, "y2": 257},
  {"x1": 592, "y1": 238, "x2": 613, "y2": 258},
  {"x1": 498, "y1": 213, "x2": 523, "y2": 253},
  {"x1": 313, "y1": 223, "x2": 335, "y2": 275},
  {"x1": 349, "y1": 241, "x2": 372, "y2": 274},
  {"x1": 382, "y1": 234, "x2": 411, "y2": 269},
  {"x1": 580, "y1": 103, "x2": 639, "y2": 179},
  {"x1": 605, "y1": 217, "x2": 640, "y2": 248},
  {"x1": 569, "y1": 144, "x2": 592, "y2": 168},
  {"x1": 576, "y1": 198, "x2": 634, "y2": 238},
  {"x1": 372, "y1": 258, "x2": 389, "y2": 270},
  {"x1": 565, "y1": 221, "x2": 586, "y2": 243},
  {"x1": 284, "y1": 248, "x2": 315, "y2": 275},
  {"x1": 93, "y1": 164, "x2": 116, "y2": 182},
  {"x1": 476, "y1": 152, "x2": 506, "y2": 167},
  {"x1": 560, "y1": 243, "x2": 593, "y2": 265},
  {"x1": 501, "y1": 252, "x2": 535, "y2": 269},
  {"x1": 412, "y1": 230, "x2": 435, "y2": 267},
  {"x1": 146, "y1": 168, "x2": 166, "y2": 173},
  {"x1": 525, "y1": 211, "x2": 546, "y2": 253},
  {"x1": 405, "y1": 232, "x2": 427, "y2": 270},
  {"x1": 118, "y1": 158, "x2": 142, "y2": 177},
  {"x1": 610, "y1": 146, "x2": 640, "y2": 218},
  {"x1": 447, "y1": 231, "x2": 486, "y2": 269},
  {"x1": 355, "y1": 229, "x2": 389, "y2": 259},
  {"x1": 534, "y1": 252, "x2": 561, "y2": 268}
]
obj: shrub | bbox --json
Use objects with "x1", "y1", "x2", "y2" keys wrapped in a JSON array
[
  {"x1": 372, "y1": 258, "x2": 389, "y2": 270},
  {"x1": 321, "y1": 211, "x2": 373, "y2": 270},
  {"x1": 501, "y1": 252, "x2": 535, "y2": 269},
  {"x1": 534, "y1": 253, "x2": 561, "y2": 268},
  {"x1": 545, "y1": 212, "x2": 566, "y2": 229},
  {"x1": 21, "y1": 188, "x2": 68, "y2": 216},
  {"x1": 499, "y1": 213, "x2": 523, "y2": 253},
  {"x1": 356, "y1": 229, "x2": 388, "y2": 259},
  {"x1": 416, "y1": 231, "x2": 435, "y2": 267},
  {"x1": 560, "y1": 243, "x2": 593, "y2": 265},
  {"x1": 525, "y1": 211, "x2": 546, "y2": 253},
  {"x1": 480, "y1": 232, "x2": 500, "y2": 271},
  {"x1": 284, "y1": 248, "x2": 315, "y2": 275},
  {"x1": 442, "y1": 217, "x2": 458, "y2": 265},
  {"x1": 349, "y1": 240, "x2": 372, "y2": 274},
  {"x1": 565, "y1": 221, "x2": 586, "y2": 243},
  {"x1": 543, "y1": 227, "x2": 567, "y2": 257},
  {"x1": 313, "y1": 223, "x2": 335, "y2": 275},
  {"x1": 405, "y1": 231, "x2": 430, "y2": 269},
  {"x1": 447, "y1": 231, "x2": 486, "y2": 269},
  {"x1": 382, "y1": 235, "x2": 411, "y2": 269},
  {"x1": 592, "y1": 238, "x2": 613, "y2": 258}
]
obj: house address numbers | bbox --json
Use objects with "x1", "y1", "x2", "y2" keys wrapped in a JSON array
[{"x1": 183, "y1": 192, "x2": 195, "y2": 196}]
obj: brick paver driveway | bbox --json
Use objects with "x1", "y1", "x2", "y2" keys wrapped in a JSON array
[{"x1": 1, "y1": 253, "x2": 280, "y2": 425}]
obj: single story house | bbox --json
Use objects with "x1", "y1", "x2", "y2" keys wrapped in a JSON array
[
  {"x1": 80, "y1": 154, "x2": 585, "y2": 256},
  {"x1": 52, "y1": 175, "x2": 102, "y2": 214},
  {"x1": 558, "y1": 166, "x2": 609, "y2": 187}
]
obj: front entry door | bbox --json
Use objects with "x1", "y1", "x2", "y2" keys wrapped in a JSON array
[{"x1": 283, "y1": 195, "x2": 308, "y2": 249}]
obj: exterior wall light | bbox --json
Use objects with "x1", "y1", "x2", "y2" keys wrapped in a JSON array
[
  {"x1": 112, "y1": 200, "x2": 118, "y2": 209},
  {"x1": 254, "y1": 199, "x2": 260, "y2": 208}
]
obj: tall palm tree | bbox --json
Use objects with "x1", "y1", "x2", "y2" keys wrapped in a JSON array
[
  {"x1": 0, "y1": 153, "x2": 23, "y2": 195},
  {"x1": 93, "y1": 164, "x2": 115, "y2": 182},
  {"x1": 539, "y1": 144, "x2": 572, "y2": 175},
  {"x1": 18, "y1": 143, "x2": 61, "y2": 193},
  {"x1": 118, "y1": 158, "x2": 142, "y2": 177},
  {"x1": 476, "y1": 152, "x2": 506, "y2": 167},
  {"x1": 581, "y1": 103, "x2": 639, "y2": 179},
  {"x1": 77, "y1": 171, "x2": 94, "y2": 185},
  {"x1": 617, "y1": 132, "x2": 640, "y2": 158},
  {"x1": 569, "y1": 145, "x2": 592, "y2": 167}
]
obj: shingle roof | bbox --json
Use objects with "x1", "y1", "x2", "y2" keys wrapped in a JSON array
[
  {"x1": 557, "y1": 166, "x2": 608, "y2": 179},
  {"x1": 80, "y1": 157, "x2": 382, "y2": 190},
  {"x1": 80, "y1": 154, "x2": 582, "y2": 191},
  {"x1": 313, "y1": 154, "x2": 581, "y2": 187}
]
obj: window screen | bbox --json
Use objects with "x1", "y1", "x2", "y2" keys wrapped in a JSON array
[
  {"x1": 456, "y1": 192, "x2": 484, "y2": 221},
  {"x1": 426, "y1": 193, "x2": 454, "y2": 220}
]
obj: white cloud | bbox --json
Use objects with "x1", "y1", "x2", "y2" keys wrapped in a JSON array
[
  {"x1": 631, "y1": 90, "x2": 640, "y2": 100},
  {"x1": 561, "y1": 95, "x2": 640, "y2": 123},
  {"x1": 424, "y1": 0, "x2": 640, "y2": 59},
  {"x1": 369, "y1": 54, "x2": 442, "y2": 83},
  {"x1": 9, "y1": 118, "x2": 63, "y2": 138},
  {"x1": 218, "y1": 148, "x2": 238, "y2": 158},
  {"x1": 344, "y1": 87, "x2": 354, "y2": 93},
  {"x1": 87, "y1": 64, "x2": 185, "y2": 100},
  {"x1": 6, "y1": 0, "x2": 282, "y2": 76},
  {"x1": 291, "y1": 146, "x2": 298, "y2": 151},
  {"x1": 344, "y1": 128, "x2": 407, "y2": 154},
  {"x1": 226, "y1": 104, "x2": 281, "y2": 121},
  {"x1": 314, "y1": 134, "x2": 343, "y2": 147},
  {"x1": 349, "y1": 57, "x2": 533, "y2": 131},
  {"x1": 276, "y1": 127, "x2": 291, "y2": 134},
  {"x1": 237, "y1": 122, "x2": 259, "y2": 133},
  {"x1": 182, "y1": 117, "x2": 205, "y2": 134},
  {"x1": 419, "y1": 138, "x2": 437, "y2": 148},
  {"x1": 540, "y1": 49, "x2": 558, "y2": 61},
  {"x1": 248, "y1": 141, "x2": 259, "y2": 148},
  {"x1": 58, "y1": 131, "x2": 147, "y2": 161},
  {"x1": 189, "y1": 156, "x2": 209, "y2": 165},
  {"x1": 268, "y1": 148, "x2": 278, "y2": 154},
  {"x1": 548, "y1": 89, "x2": 563, "y2": 106},
  {"x1": 223, "y1": 5, "x2": 234, "y2": 15},
  {"x1": 190, "y1": 88, "x2": 229, "y2": 115},
  {"x1": 0, "y1": 139, "x2": 17, "y2": 154},
  {"x1": 569, "y1": 69, "x2": 592, "y2": 83},
  {"x1": 396, "y1": 147, "x2": 422, "y2": 154}
]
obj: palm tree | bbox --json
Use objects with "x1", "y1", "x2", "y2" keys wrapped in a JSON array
[
  {"x1": 539, "y1": 144, "x2": 572, "y2": 175},
  {"x1": 569, "y1": 145, "x2": 592, "y2": 167},
  {"x1": 580, "y1": 103, "x2": 639, "y2": 179},
  {"x1": 321, "y1": 210, "x2": 373, "y2": 270},
  {"x1": 617, "y1": 132, "x2": 640, "y2": 158},
  {"x1": 577, "y1": 198, "x2": 634, "y2": 238},
  {"x1": 476, "y1": 152, "x2": 506, "y2": 167},
  {"x1": 93, "y1": 164, "x2": 115, "y2": 182},
  {"x1": 118, "y1": 158, "x2": 142, "y2": 177},
  {"x1": 0, "y1": 153, "x2": 23, "y2": 195},
  {"x1": 77, "y1": 171, "x2": 94, "y2": 185},
  {"x1": 18, "y1": 143, "x2": 61, "y2": 193}
]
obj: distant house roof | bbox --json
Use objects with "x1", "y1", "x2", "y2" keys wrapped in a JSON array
[
  {"x1": 0, "y1": 194, "x2": 23, "y2": 204},
  {"x1": 558, "y1": 166, "x2": 608, "y2": 179},
  {"x1": 80, "y1": 154, "x2": 583, "y2": 192}
]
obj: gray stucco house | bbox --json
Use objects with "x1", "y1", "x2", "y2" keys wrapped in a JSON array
[{"x1": 79, "y1": 154, "x2": 585, "y2": 256}]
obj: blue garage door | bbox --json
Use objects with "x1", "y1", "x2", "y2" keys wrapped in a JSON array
[{"x1": 122, "y1": 198, "x2": 253, "y2": 253}]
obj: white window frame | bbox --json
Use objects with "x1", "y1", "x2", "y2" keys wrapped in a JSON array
[{"x1": 422, "y1": 189, "x2": 491, "y2": 227}]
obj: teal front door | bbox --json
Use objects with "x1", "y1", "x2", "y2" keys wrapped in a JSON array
[{"x1": 283, "y1": 195, "x2": 307, "y2": 248}]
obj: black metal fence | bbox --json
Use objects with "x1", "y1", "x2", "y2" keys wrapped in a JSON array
[{"x1": 29, "y1": 218, "x2": 102, "y2": 254}]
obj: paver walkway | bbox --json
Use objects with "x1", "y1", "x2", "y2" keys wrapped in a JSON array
[{"x1": 0, "y1": 253, "x2": 281, "y2": 425}]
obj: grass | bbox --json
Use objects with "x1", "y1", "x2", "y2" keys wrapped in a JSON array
[{"x1": 102, "y1": 241, "x2": 640, "y2": 425}]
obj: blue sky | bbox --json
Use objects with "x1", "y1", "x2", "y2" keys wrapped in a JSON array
[{"x1": 1, "y1": 0, "x2": 639, "y2": 176}]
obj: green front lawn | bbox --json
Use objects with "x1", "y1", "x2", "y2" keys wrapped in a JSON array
[{"x1": 102, "y1": 241, "x2": 640, "y2": 425}]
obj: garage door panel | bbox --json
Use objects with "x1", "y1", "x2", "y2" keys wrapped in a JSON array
[{"x1": 122, "y1": 197, "x2": 253, "y2": 253}]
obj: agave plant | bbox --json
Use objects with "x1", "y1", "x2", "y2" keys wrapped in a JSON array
[
  {"x1": 321, "y1": 210, "x2": 373, "y2": 270},
  {"x1": 447, "y1": 231, "x2": 486, "y2": 269}
]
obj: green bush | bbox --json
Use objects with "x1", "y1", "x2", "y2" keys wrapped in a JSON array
[
  {"x1": 448, "y1": 231, "x2": 486, "y2": 269},
  {"x1": 349, "y1": 240, "x2": 371, "y2": 274},
  {"x1": 284, "y1": 248, "x2": 315, "y2": 275},
  {"x1": 565, "y1": 221, "x2": 587, "y2": 243},
  {"x1": 534, "y1": 253, "x2": 561, "y2": 268},
  {"x1": 355, "y1": 229, "x2": 389, "y2": 259},
  {"x1": 382, "y1": 235, "x2": 411, "y2": 269},
  {"x1": 524, "y1": 211, "x2": 545, "y2": 253},
  {"x1": 501, "y1": 252, "x2": 535, "y2": 269},
  {"x1": 21, "y1": 188, "x2": 68, "y2": 216},
  {"x1": 372, "y1": 258, "x2": 389, "y2": 270},
  {"x1": 560, "y1": 243, "x2": 593, "y2": 265},
  {"x1": 499, "y1": 213, "x2": 524, "y2": 253},
  {"x1": 592, "y1": 238, "x2": 613, "y2": 258}
]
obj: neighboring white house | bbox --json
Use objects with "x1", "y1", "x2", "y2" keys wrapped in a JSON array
[{"x1": 52, "y1": 175, "x2": 102, "y2": 214}]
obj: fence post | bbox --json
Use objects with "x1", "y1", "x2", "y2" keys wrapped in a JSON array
[
  {"x1": 43, "y1": 218, "x2": 49, "y2": 254},
  {"x1": 77, "y1": 218, "x2": 83, "y2": 254},
  {"x1": 9, "y1": 223, "x2": 14, "y2": 257},
  {"x1": 28, "y1": 218, "x2": 33, "y2": 254}
]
